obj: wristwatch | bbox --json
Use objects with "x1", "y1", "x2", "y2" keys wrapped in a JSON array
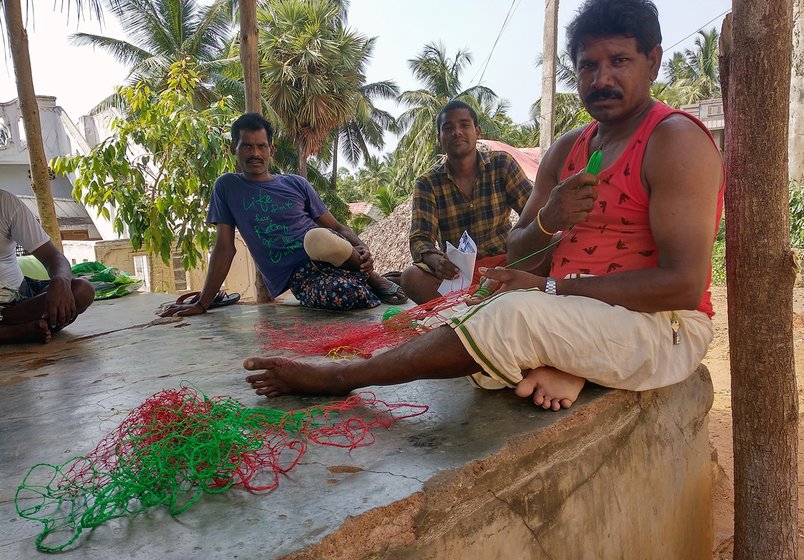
[{"x1": 544, "y1": 277, "x2": 557, "y2": 295}]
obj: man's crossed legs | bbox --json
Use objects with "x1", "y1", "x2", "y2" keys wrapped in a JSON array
[
  {"x1": 0, "y1": 278, "x2": 94, "y2": 344},
  {"x1": 245, "y1": 289, "x2": 713, "y2": 410}
]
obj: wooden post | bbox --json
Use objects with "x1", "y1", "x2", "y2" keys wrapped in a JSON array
[
  {"x1": 240, "y1": 0, "x2": 261, "y2": 114},
  {"x1": 238, "y1": 0, "x2": 271, "y2": 302}
]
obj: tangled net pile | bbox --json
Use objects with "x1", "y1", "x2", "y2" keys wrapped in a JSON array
[
  {"x1": 256, "y1": 286, "x2": 475, "y2": 358},
  {"x1": 15, "y1": 386, "x2": 428, "y2": 553}
]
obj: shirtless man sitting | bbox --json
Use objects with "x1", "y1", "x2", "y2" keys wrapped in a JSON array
[{"x1": 0, "y1": 189, "x2": 95, "y2": 343}]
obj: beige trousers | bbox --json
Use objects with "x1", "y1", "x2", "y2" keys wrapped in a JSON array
[{"x1": 447, "y1": 288, "x2": 713, "y2": 392}]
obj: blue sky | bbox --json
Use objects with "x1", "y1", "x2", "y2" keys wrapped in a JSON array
[{"x1": 0, "y1": 0, "x2": 731, "y2": 126}]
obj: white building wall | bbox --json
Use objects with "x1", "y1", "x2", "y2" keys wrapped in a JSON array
[{"x1": 0, "y1": 96, "x2": 121, "y2": 241}]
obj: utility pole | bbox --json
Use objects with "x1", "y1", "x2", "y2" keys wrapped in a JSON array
[{"x1": 539, "y1": 0, "x2": 559, "y2": 151}]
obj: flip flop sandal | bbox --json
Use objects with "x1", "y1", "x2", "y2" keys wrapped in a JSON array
[
  {"x1": 372, "y1": 282, "x2": 408, "y2": 305},
  {"x1": 175, "y1": 290, "x2": 241, "y2": 309},
  {"x1": 382, "y1": 271, "x2": 403, "y2": 284}
]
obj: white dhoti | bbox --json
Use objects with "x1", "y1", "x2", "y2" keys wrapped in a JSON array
[{"x1": 447, "y1": 288, "x2": 713, "y2": 392}]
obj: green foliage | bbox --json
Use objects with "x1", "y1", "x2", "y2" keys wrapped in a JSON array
[
  {"x1": 789, "y1": 180, "x2": 804, "y2": 248},
  {"x1": 395, "y1": 42, "x2": 500, "y2": 179},
  {"x1": 69, "y1": 0, "x2": 235, "y2": 112},
  {"x1": 661, "y1": 29, "x2": 721, "y2": 107},
  {"x1": 349, "y1": 214, "x2": 375, "y2": 235},
  {"x1": 336, "y1": 168, "x2": 363, "y2": 202},
  {"x1": 373, "y1": 184, "x2": 405, "y2": 217},
  {"x1": 711, "y1": 239, "x2": 726, "y2": 286},
  {"x1": 531, "y1": 93, "x2": 593, "y2": 138},
  {"x1": 258, "y1": 0, "x2": 369, "y2": 168},
  {"x1": 485, "y1": 113, "x2": 540, "y2": 148},
  {"x1": 51, "y1": 59, "x2": 238, "y2": 269}
]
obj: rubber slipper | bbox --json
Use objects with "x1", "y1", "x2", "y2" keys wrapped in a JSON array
[
  {"x1": 372, "y1": 282, "x2": 408, "y2": 305},
  {"x1": 209, "y1": 291, "x2": 240, "y2": 308},
  {"x1": 174, "y1": 290, "x2": 241, "y2": 308},
  {"x1": 175, "y1": 291, "x2": 201, "y2": 305},
  {"x1": 382, "y1": 271, "x2": 403, "y2": 284}
]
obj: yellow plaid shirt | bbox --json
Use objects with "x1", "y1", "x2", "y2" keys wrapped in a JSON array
[{"x1": 410, "y1": 150, "x2": 533, "y2": 261}]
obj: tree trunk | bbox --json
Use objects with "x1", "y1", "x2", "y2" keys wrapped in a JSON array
[
  {"x1": 238, "y1": 0, "x2": 270, "y2": 302},
  {"x1": 3, "y1": 0, "x2": 62, "y2": 250},
  {"x1": 297, "y1": 142, "x2": 307, "y2": 179},
  {"x1": 791, "y1": 0, "x2": 803, "y2": 182},
  {"x1": 722, "y1": 2, "x2": 799, "y2": 559},
  {"x1": 240, "y1": 0, "x2": 261, "y2": 114},
  {"x1": 331, "y1": 133, "x2": 339, "y2": 194},
  {"x1": 538, "y1": 0, "x2": 558, "y2": 151}
]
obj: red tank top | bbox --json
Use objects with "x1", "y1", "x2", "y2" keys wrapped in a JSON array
[{"x1": 550, "y1": 102, "x2": 725, "y2": 317}]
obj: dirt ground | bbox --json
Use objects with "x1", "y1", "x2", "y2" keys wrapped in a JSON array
[{"x1": 706, "y1": 286, "x2": 804, "y2": 558}]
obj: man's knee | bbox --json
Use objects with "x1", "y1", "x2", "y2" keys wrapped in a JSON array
[
  {"x1": 400, "y1": 265, "x2": 426, "y2": 292},
  {"x1": 72, "y1": 278, "x2": 95, "y2": 313},
  {"x1": 400, "y1": 265, "x2": 441, "y2": 304},
  {"x1": 303, "y1": 228, "x2": 354, "y2": 267}
]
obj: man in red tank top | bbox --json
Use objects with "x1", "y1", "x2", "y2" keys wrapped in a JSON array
[{"x1": 242, "y1": 0, "x2": 725, "y2": 413}]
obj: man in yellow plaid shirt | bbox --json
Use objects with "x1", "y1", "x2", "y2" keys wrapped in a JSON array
[{"x1": 399, "y1": 100, "x2": 533, "y2": 303}]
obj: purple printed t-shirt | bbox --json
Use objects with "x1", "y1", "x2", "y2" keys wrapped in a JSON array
[{"x1": 207, "y1": 173, "x2": 328, "y2": 297}]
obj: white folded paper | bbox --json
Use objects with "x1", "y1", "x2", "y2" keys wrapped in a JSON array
[{"x1": 438, "y1": 231, "x2": 477, "y2": 295}]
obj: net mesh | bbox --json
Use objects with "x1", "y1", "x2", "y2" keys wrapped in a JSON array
[{"x1": 16, "y1": 386, "x2": 427, "y2": 552}]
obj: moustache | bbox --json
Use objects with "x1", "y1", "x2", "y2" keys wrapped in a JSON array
[
  {"x1": 584, "y1": 88, "x2": 624, "y2": 104},
  {"x1": 247, "y1": 158, "x2": 263, "y2": 163}
]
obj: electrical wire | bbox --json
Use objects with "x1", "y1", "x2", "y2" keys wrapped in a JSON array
[{"x1": 470, "y1": 0, "x2": 523, "y2": 87}]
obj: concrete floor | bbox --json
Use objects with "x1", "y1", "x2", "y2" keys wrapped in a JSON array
[{"x1": 0, "y1": 292, "x2": 617, "y2": 559}]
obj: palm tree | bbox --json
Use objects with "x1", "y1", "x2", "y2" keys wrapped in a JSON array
[
  {"x1": 662, "y1": 28, "x2": 721, "y2": 106},
  {"x1": 354, "y1": 154, "x2": 393, "y2": 199},
  {"x1": 396, "y1": 42, "x2": 500, "y2": 178},
  {"x1": 69, "y1": 0, "x2": 235, "y2": 108},
  {"x1": 488, "y1": 113, "x2": 540, "y2": 148},
  {"x1": 258, "y1": 0, "x2": 368, "y2": 179},
  {"x1": 532, "y1": 52, "x2": 592, "y2": 138},
  {"x1": 328, "y1": 77, "x2": 398, "y2": 193},
  {"x1": 530, "y1": 93, "x2": 592, "y2": 138}
]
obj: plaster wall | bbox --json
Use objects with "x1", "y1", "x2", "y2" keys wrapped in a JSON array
[
  {"x1": 290, "y1": 368, "x2": 714, "y2": 560},
  {"x1": 219, "y1": 232, "x2": 259, "y2": 302}
]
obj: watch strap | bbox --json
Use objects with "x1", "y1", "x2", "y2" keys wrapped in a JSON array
[{"x1": 545, "y1": 277, "x2": 557, "y2": 295}]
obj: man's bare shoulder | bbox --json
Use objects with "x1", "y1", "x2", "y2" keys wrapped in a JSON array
[
  {"x1": 644, "y1": 113, "x2": 723, "y2": 192},
  {"x1": 649, "y1": 113, "x2": 716, "y2": 151},
  {"x1": 538, "y1": 125, "x2": 588, "y2": 179}
]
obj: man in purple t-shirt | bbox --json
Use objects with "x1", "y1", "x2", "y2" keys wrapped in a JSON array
[{"x1": 160, "y1": 113, "x2": 406, "y2": 315}]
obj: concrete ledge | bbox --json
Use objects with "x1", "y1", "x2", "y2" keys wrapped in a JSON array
[
  {"x1": 0, "y1": 293, "x2": 713, "y2": 559},
  {"x1": 287, "y1": 366, "x2": 714, "y2": 560}
]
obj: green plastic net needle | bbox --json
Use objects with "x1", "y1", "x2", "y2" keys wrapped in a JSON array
[{"x1": 585, "y1": 148, "x2": 603, "y2": 174}]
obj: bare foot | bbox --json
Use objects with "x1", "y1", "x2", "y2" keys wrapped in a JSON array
[
  {"x1": 0, "y1": 319, "x2": 51, "y2": 344},
  {"x1": 244, "y1": 356, "x2": 353, "y2": 397},
  {"x1": 515, "y1": 367, "x2": 586, "y2": 411}
]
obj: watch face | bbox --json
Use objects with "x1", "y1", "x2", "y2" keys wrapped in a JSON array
[{"x1": 546, "y1": 278, "x2": 557, "y2": 295}]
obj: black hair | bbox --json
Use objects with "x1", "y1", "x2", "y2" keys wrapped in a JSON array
[
  {"x1": 436, "y1": 99, "x2": 479, "y2": 130},
  {"x1": 567, "y1": 0, "x2": 662, "y2": 65},
  {"x1": 231, "y1": 113, "x2": 274, "y2": 146}
]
